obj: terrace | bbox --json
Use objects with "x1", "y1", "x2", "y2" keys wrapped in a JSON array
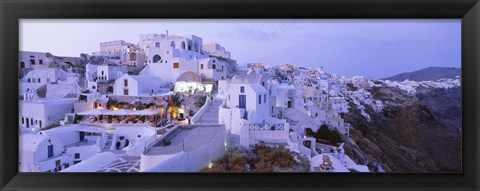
[{"x1": 78, "y1": 108, "x2": 160, "y2": 128}]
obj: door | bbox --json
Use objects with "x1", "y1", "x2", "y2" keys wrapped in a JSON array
[
  {"x1": 79, "y1": 132, "x2": 85, "y2": 141},
  {"x1": 239, "y1": 95, "x2": 246, "y2": 109},
  {"x1": 47, "y1": 145, "x2": 54, "y2": 158}
]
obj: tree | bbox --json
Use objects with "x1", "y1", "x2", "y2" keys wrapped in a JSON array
[
  {"x1": 329, "y1": 129, "x2": 343, "y2": 144},
  {"x1": 305, "y1": 128, "x2": 315, "y2": 137},
  {"x1": 315, "y1": 124, "x2": 330, "y2": 140}
]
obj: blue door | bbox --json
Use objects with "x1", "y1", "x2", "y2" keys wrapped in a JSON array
[
  {"x1": 79, "y1": 132, "x2": 85, "y2": 141},
  {"x1": 239, "y1": 95, "x2": 246, "y2": 109},
  {"x1": 47, "y1": 145, "x2": 53, "y2": 158}
]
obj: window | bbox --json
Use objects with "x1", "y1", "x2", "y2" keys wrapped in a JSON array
[
  {"x1": 173, "y1": 62, "x2": 179, "y2": 69},
  {"x1": 75, "y1": 153, "x2": 80, "y2": 159},
  {"x1": 21, "y1": 117, "x2": 24, "y2": 124},
  {"x1": 124, "y1": 79, "x2": 128, "y2": 86},
  {"x1": 152, "y1": 55, "x2": 161, "y2": 63},
  {"x1": 20, "y1": 61, "x2": 25, "y2": 68},
  {"x1": 39, "y1": 121, "x2": 42, "y2": 128},
  {"x1": 170, "y1": 41, "x2": 175, "y2": 48},
  {"x1": 39, "y1": 60, "x2": 43, "y2": 65},
  {"x1": 181, "y1": 41, "x2": 186, "y2": 49},
  {"x1": 264, "y1": 94, "x2": 266, "y2": 103},
  {"x1": 48, "y1": 145, "x2": 54, "y2": 158},
  {"x1": 38, "y1": 79, "x2": 41, "y2": 83},
  {"x1": 92, "y1": 86, "x2": 96, "y2": 89},
  {"x1": 124, "y1": 89, "x2": 129, "y2": 96},
  {"x1": 240, "y1": 86, "x2": 244, "y2": 93},
  {"x1": 30, "y1": 118, "x2": 33, "y2": 125},
  {"x1": 30, "y1": 55, "x2": 35, "y2": 65},
  {"x1": 200, "y1": 64, "x2": 203, "y2": 69},
  {"x1": 228, "y1": 94, "x2": 230, "y2": 100},
  {"x1": 27, "y1": 78, "x2": 31, "y2": 83},
  {"x1": 212, "y1": 64, "x2": 216, "y2": 69},
  {"x1": 259, "y1": 95, "x2": 262, "y2": 104},
  {"x1": 155, "y1": 42, "x2": 160, "y2": 48}
]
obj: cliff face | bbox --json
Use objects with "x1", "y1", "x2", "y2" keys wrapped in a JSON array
[
  {"x1": 343, "y1": 86, "x2": 461, "y2": 172},
  {"x1": 382, "y1": 66, "x2": 461, "y2": 82}
]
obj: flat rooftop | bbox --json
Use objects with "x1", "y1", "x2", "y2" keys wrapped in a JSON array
[{"x1": 146, "y1": 125, "x2": 224, "y2": 155}]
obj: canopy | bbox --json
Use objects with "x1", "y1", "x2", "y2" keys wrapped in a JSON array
[
  {"x1": 105, "y1": 109, "x2": 136, "y2": 116},
  {"x1": 77, "y1": 109, "x2": 109, "y2": 115},
  {"x1": 131, "y1": 109, "x2": 160, "y2": 116}
]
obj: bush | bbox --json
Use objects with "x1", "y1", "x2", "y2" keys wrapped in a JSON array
[
  {"x1": 305, "y1": 128, "x2": 315, "y2": 137},
  {"x1": 314, "y1": 124, "x2": 343, "y2": 144},
  {"x1": 201, "y1": 144, "x2": 308, "y2": 173},
  {"x1": 73, "y1": 114, "x2": 83, "y2": 124}
]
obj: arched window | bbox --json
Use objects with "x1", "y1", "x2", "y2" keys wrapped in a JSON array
[
  {"x1": 30, "y1": 55, "x2": 35, "y2": 65},
  {"x1": 194, "y1": 42, "x2": 199, "y2": 52},
  {"x1": 181, "y1": 41, "x2": 186, "y2": 49},
  {"x1": 170, "y1": 41, "x2": 175, "y2": 49},
  {"x1": 187, "y1": 41, "x2": 192, "y2": 50},
  {"x1": 130, "y1": 52, "x2": 137, "y2": 61},
  {"x1": 152, "y1": 55, "x2": 161, "y2": 63}
]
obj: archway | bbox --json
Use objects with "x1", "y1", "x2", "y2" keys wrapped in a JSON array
[{"x1": 152, "y1": 55, "x2": 161, "y2": 63}]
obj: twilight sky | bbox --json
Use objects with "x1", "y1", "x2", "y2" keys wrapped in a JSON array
[{"x1": 20, "y1": 19, "x2": 461, "y2": 78}]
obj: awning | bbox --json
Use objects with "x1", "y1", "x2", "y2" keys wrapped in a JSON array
[
  {"x1": 77, "y1": 109, "x2": 109, "y2": 115},
  {"x1": 131, "y1": 109, "x2": 160, "y2": 116},
  {"x1": 105, "y1": 109, "x2": 136, "y2": 116}
]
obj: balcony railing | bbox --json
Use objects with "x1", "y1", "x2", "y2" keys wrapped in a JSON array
[{"x1": 248, "y1": 122, "x2": 285, "y2": 131}]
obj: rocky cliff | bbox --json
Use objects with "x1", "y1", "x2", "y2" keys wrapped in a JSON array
[{"x1": 343, "y1": 84, "x2": 461, "y2": 172}]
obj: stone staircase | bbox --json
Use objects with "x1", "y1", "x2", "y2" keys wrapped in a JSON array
[{"x1": 196, "y1": 98, "x2": 223, "y2": 125}]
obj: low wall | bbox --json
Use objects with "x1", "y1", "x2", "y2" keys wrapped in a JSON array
[
  {"x1": 190, "y1": 98, "x2": 210, "y2": 124},
  {"x1": 141, "y1": 125, "x2": 227, "y2": 172}
]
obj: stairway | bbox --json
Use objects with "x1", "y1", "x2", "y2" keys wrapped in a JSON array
[
  {"x1": 196, "y1": 98, "x2": 223, "y2": 124},
  {"x1": 102, "y1": 133, "x2": 114, "y2": 151}
]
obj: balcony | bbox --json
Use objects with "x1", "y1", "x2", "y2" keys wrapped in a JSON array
[{"x1": 248, "y1": 122, "x2": 285, "y2": 131}]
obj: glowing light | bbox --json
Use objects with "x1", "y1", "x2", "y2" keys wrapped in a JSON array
[{"x1": 208, "y1": 162, "x2": 213, "y2": 169}]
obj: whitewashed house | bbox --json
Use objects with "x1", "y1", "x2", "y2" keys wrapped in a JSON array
[
  {"x1": 19, "y1": 51, "x2": 52, "y2": 70},
  {"x1": 330, "y1": 96, "x2": 350, "y2": 113},
  {"x1": 219, "y1": 74, "x2": 289, "y2": 147},
  {"x1": 96, "y1": 65, "x2": 128, "y2": 82},
  {"x1": 19, "y1": 134, "x2": 67, "y2": 172},
  {"x1": 19, "y1": 96, "x2": 76, "y2": 131},
  {"x1": 142, "y1": 33, "x2": 209, "y2": 83},
  {"x1": 113, "y1": 74, "x2": 167, "y2": 97},
  {"x1": 19, "y1": 68, "x2": 67, "y2": 96}
]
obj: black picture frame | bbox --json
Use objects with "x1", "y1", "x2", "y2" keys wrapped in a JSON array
[{"x1": 1, "y1": 0, "x2": 479, "y2": 190}]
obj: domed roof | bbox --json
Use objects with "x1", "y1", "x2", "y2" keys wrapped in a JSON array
[{"x1": 176, "y1": 71, "x2": 202, "y2": 82}]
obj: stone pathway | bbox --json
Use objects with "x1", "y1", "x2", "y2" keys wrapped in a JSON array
[{"x1": 95, "y1": 155, "x2": 141, "y2": 172}]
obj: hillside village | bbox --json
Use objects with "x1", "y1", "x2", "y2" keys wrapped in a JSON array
[{"x1": 19, "y1": 32, "x2": 461, "y2": 173}]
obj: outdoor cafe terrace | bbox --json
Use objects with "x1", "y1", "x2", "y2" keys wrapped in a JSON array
[{"x1": 78, "y1": 108, "x2": 161, "y2": 127}]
